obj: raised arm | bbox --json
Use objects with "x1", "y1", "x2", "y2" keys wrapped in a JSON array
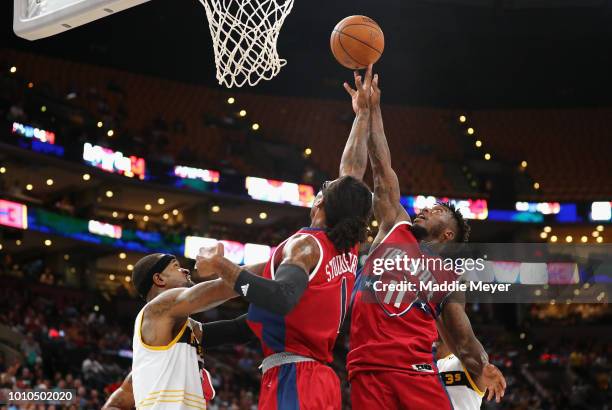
[
  {"x1": 339, "y1": 65, "x2": 373, "y2": 180},
  {"x1": 195, "y1": 237, "x2": 320, "y2": 316},
  {"x1": 148, "y1": 278, "x2": 238, "y2": 322},
  {"x1": 368, "y1": 74, "x2": 410, "y2": 244},
  {"x1": 437, "y1": 299, "x2": 506, "y2": 402},
  {"x1": 102, "y1": 372, "x2": 134, "y2": 410}
]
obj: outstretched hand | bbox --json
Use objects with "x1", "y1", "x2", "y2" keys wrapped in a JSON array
[
  {"x1": 478, "y1": 363, "x2": 507, "y2": 403},
  {"x1": 194, "y1": 242, "x2": 225, "y2": 280},
  {"x1": 343, "y1": 64, "x2": 373, "y2": 114},
  {"x1": 371, "y1": 72, "x2": 381, "y2": 107}
]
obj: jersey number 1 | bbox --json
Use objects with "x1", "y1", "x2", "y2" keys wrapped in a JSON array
[{"x1": 337, "y1": 277, "x2": 348, "y2": 333}]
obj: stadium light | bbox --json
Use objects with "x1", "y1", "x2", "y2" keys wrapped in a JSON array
[
  {"x1": 475, "y1": 140, "x2": 482, "y2": 147},
  {"x1": 119, "y1": 252, "x2": 127, "y2": 260},
  {"x1": 581, "y1": 236, "x2": 588, "y2": 243},
  {"x1": 163, "y1": 213, "x2": 169, "y2": 220},
  {"x1": 105, "y1": 190, "x2": 113, "y2": 198},
  {"x1": 467, "y1": 127, "x2": 474, "y2": 135},
  {"x1": 484, "y1": 153, "x2": 491, "y2": 160},
  {"x1": 172, "y1": 209, "x2": 179, "y2": 216},
  {"x1": 304, "y1": 148, "x2": 312, "y2": 156},
  {"x1": 252, "y1": 123, "x2": 260, "y2": 131},
  {"x1": 109, "y1": 274, "x2": 116, "y2": 281},
  {"x1": 44, "y1": 239, "x2": 52, "y2": 246},
  {"x1": 372, "y1": 220, "x2": 379, "y2": 227},
  {"x1": 107, "y1": 130, "x2": 114, "y2": 137},
  {"x1": 211, "y1": 205, "x2": 220, "y2": 213},
  {"x1": 125, "y1": 276, "x2": 131, "y2": 282},
  {"x1": 97, "y1": 121, "x2": 103, "y2": 128},
  {"x1": 544, "y1": 226, "x2": 552, "y2": 233},
  {"x1": 596, "y1": 236, "x2": 603, "y2": 243},
  {"x1": 144, "y1": 204, "x2": 152, "y2": 211},
  {"x1": 459, "y1": 115, "x2": 467, "y2": 123},
  {"x1": 112, "y1": 211, "x2": 118, "y2": 218},
  {"x1": 592, "y1": 231, "x2": 600, "y2": 238},
  {"x1": 0, "y1": 167, "x2": 6, "y2": 174},
  {"x1": 259, "y1": 212, "x2": 267, "y2": 220},
  {"x1": 26, "y1": 184, "x2": 33, "y2": 191},
  {"x1": 127, "y1": 264, "x2": 134, "y2": 271},
  {"x1": 83, "y1": 173, "x2": 91, "y2": 181},
  {"x1": 565, "y1": 235, "x2": 573, "y2": 243},
  {"x1": 227, "y1": 97, "x2": 235, "y2": 104},
  {"x1": 533, "y1": 182, "x2": 540, "y2": 190},
  {"x1": 539, "y1": 232, "x2": 547, "y2": 239},
  {"x1": 143, "y1": 215, "x2": 149, "y2": 222},
  {"x1": 245, "y1": 217, "x2": 253, "y2": 224},
  {"x1": 550, "y1": 235, "x2": 558, "y2": 243},
  {"x1": 127, "y1": 213, "x2": 134, "y2": 220},
  {"x1": 46, "y1": 178, "x2": 54, "y2": 186},
  {"x1": 28, "y1": 82, "x2": 34, "y2": 88},
  {"x1": 239, "y1": 109, "x2": 247, "y2": 117},
  {"x1": 16, "y1": 240, "x2": 22, "y2": 246},
  {"x1": 157, "y1": 198, "x2": 165, "y2": 205},
  {"x1": 10, "y1": 66, "x2": 17, "y2": 73},
  {"x1": 596, "y1": 225, "x2": 604, "y2": 232}
]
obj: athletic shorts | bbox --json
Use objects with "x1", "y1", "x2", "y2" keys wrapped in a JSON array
[
  {"x1": 258, "y1": 361, "x2": 341, "y2": 410},
  {"x1": 350, "y1": 370, "x2": 452, "y2": 410}
]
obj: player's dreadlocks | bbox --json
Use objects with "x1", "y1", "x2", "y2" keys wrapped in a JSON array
[{"x1": 438, "y1": 201, "x2": 471, "y2": 243}]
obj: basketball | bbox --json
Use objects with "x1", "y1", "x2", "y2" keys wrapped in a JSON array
[{"x1": 331, "y1": 15, "x2": 385, "y2": 70}]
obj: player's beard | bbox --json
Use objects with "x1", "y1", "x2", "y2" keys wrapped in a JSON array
[{"x1": 410, "y1": 223, "x2": 429, "y2": 241}]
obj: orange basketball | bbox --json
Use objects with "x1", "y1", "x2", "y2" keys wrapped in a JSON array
[{"x1": 330, "y1": 15, "x2": 385, "y2": 70}]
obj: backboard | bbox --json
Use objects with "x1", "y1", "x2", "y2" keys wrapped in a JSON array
[{"x1": 13, "y1": 0, "x2": 151, "y2": 41}]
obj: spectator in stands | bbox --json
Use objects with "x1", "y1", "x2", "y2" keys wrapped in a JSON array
[
  {"x1": 82, "y1": 353, "x2": 105, "y2": 386},
  {"x1": 39, "y1": 268, "x2": 55, "y2": 285},
  {"x1": 20, "y1": 333, "x2": 42, "y2": 367}
]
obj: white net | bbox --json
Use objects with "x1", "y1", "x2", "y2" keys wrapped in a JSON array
[{"x1": 199, "y1": 0, "x2": 295, "y2": 88}]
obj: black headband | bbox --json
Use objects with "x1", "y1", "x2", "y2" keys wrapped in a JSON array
[{"x1": 136, "y1": 254, "x2": 175, "y2": 299}]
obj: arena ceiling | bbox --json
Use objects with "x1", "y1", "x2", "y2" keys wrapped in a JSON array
[{"x1": 4, "y1": 0, "x2": 612, "y2": 108}]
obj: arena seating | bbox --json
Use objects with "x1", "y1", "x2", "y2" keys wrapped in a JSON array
[
  {"x1": 3, "y1": 49, "x2": 610, "y2": 199},
  {"x1": 471, "y1": 109, "x2": 611, "y2": 200}
]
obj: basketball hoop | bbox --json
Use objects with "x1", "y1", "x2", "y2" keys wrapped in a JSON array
[{"x1": 198, "y1": 0, "x2": 294, "y2": 88}]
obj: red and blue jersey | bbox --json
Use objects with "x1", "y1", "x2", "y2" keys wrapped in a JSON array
[
  {"x1": 347, "y1": 221, "x2": 458, "y2": 379},
  {"x1": 247, "y1": 227, "x2": 359, "y2": 363}
]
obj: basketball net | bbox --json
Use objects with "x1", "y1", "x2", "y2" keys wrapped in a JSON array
[{"x1": 199, "y1": 0, "x2": 294, "y2": 88}]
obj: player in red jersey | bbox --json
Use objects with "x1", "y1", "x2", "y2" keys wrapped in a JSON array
[
  {"x1": 195, "y1": 68, "x2": 376, "y2": 410},
  {"x1": 344, "y1": 71, "x2": 506, "y2": 410}
]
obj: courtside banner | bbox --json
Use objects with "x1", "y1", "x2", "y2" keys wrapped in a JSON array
[{"x1": 358, "y1": 243, "x2": 611, "y2": 306}]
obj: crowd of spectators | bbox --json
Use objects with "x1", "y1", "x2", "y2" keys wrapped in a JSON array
[{"x1": 0, "y1": 268, "x2": 263, "y2": 410}]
